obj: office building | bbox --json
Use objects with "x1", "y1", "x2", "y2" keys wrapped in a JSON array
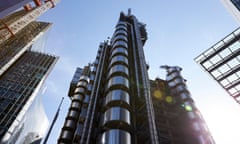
[
  {"x1": 0, "y1": 0, "x2": 59, "y2": 45},
  {"x1": 0, "y1": 1, "x2": 59, "y2": 143},
  {"x1": 151, "y1": 66, "x2": 214, "y2": 144},
  {"x1": 195, "y1": 27, "x2": 240, "y2": 104},
  {"x1": 0, "y1": 0, "x2": 32, "y2": 17},
  {"x1": 0, "y1": 0, "x2": 56, "y2": 18},
  {"x1": 58, "y1": 10, "x2": 215, "y2": 144},
  {"x1": 220, "y1": 0, "x2": 240, "y2": 23},
  {"x1": 0, "y1": 48, "x2": 58, "y2": 144}
]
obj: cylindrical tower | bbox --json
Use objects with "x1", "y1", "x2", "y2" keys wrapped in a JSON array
[
  {"x1": 99, "y1": 21, "x2": 131, "y2": 144},
  {"x1": 58, "y1": 66, "x2": 90, "y2": 144},
  {"x1": 58, "y1": 10, "x2": 216, "y2": 144}
]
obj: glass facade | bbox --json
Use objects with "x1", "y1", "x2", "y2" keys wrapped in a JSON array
[
  {"x1": 15, "y1": 88, "x2": 49, "y2": 144},
  {"x1": 0, "y1": 22, "x2": 51, "y2": 76},
  {"x1": 195, "y1": 27, "x2": 240, "y2": 103},
  {"x1": 0, "y1": 51, "x2": 57, "y2": 143},
  {"x1": 231, "y1": 0, "x2": 240, "y2": 11},
  {"x1": 0, "y1": 5, "x2": 59, "y2": 143}
]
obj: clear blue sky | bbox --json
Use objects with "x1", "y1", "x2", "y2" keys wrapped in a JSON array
[{"x1": 39, "y1": 1, "x2": 240, "y2": 143}]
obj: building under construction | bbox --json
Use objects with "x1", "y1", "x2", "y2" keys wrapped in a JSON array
[
  {"x1": 0, "y1": 0, "x2": 59, "y2": 143},
  {"x1": 58, "y1": 10, "x2": 215, "y2": 144}
]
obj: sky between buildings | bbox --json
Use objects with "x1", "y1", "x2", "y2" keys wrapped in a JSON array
[{"x1": 38, "y1": 0, "x2": 240, "y2": 143}]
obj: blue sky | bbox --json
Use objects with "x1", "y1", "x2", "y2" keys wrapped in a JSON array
[{"x1": 39, "y1": 0, "x2": 240, "y2": 143}]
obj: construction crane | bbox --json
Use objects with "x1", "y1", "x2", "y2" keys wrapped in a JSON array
[
  {"x1": 43, "y1": 97, "x2": 64, "y2": 144},
  {"x1": 0, "y1": 0, "x2": 59, "y2": 45}
]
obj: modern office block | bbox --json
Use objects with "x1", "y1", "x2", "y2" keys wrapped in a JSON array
[
  {"x1": 0, "y1": 1, "x2": 59, "y2": 143},
  {"x1": 0, "y1": 47, "x2": 58, "y2": 144},
  {"x1": 151, "y1": 66, "x2": 214, "y2": 144},
  {"x1": 220, "y1": 0, "x2": 240, "y2": 23},
  {"x1": 58, "y1": 10, "x2": 215, "y2": 144},
  {"x1": 0, "y1": 0, "x2": 32, "y2": 17},
  {"x1": 0, "y1": 0, "x2": 58, "y2": 18},
  {"x1": 0, "y1": 21, "x2": 52, "y2": 76},
  {"x1": 195, "y1": 27, "x2": 240, "y2": 103}
]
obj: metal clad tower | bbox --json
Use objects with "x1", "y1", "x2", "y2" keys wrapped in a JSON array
[{"x1": 58, "y1": 10, "x2": 215, "y2": 144}]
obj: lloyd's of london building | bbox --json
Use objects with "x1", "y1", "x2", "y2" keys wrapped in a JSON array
[{"x1": 58, "y1": 11, "x2": 215, "y2": 144}]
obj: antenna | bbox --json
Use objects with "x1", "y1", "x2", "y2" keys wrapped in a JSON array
[{"x1": 128, "y1": 8, "x2": 132, "y2": 16}]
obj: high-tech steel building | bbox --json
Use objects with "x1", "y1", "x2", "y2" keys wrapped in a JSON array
[
  {"x1": 151, "y1": 66, "x2": 214, "y2": 144},
  {"x1": 220, "y1": 0, "x2": 240, "y2": 23},
  {"x1": 58, "y1": 11, "x2": 215, "y2": 144},
  {"x1": 0, "y1": 1, "x2": 59, "y2": 143},
  {"x1": 195, "y1": 27, "x2": 240, "y2": 104}
]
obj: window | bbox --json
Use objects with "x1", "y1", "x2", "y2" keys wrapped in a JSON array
[
  {"x1": 105, "y1": 89, "x2": 130, "y2": 105},
  {"x1": 110, "y1": 55, "x2": 128, "y2": 67},
  {"x1": 111, "y1": 47, "x2": 128, "y2": 57},
  {"x1": 231, "y1": 0, "x2": 240, "y2": 11},
  {"x1": 107, "y1": 76, "x2": 129, "y2": 89},
  {"x1": 109, "y1": 64, "x2": 129, "y2": 77}
]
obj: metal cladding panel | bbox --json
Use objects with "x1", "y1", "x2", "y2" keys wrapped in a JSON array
[
  {"x1": 103, "y1": 107, "x2": 130, "y2": 125},
  {"x1": 110, "y1": 55, "x2": 128, "y2": 67},
  {"x1": 195, "y1": 27, "x2": 240, "y2": 103},
  {"x1": 108, "y1": 64, "x2": 129, "y2": 78},
  {"x1": 113, "y1": 35, "x2": 128, "y2": 43},
  {"x1": 112, "y1": 41, "x2": 128, "y2": 49},
  {"x1": 104, "y1": 90, "x2": 130, "y2": 106},
  {"x1": 100, "y1": 129, "x2": 131, "y2": 144},
  {"x1": 107, "y1": 76, "x2": 129, "y2": 90},
  {"x1": 68, "y1": 68, "x2": 84, "y2": 97},
  {"x1": 58, "y1": 66, "x2": 90, "y2": 144},
  {"x1": 115, "y1": 25, "x2": 128, "y2": 32},
  {"x1": 111, "y1": 47, "x2": 128, "y2": 57},
  {"x1": 114, "y1": 30, "x2": 128, "y2": 37}
]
